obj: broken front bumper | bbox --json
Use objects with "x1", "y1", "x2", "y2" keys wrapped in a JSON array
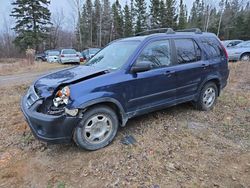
[{"x1": 21, "y1": 88, "x2": 81, "y2": 144}]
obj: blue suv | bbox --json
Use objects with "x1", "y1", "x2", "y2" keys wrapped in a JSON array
[{"x1": 21, "y1": 28, "x2": 229, "y2": 150}]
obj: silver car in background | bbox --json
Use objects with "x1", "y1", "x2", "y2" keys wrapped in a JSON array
[
  {"x1": 222, "y1": 40, "x2": 243, "y2": 48},
  {"x1": 227, "y1": 41, "x2": 250, "y2": 61},
  {"x1": 59, "y1": 49, "x2": 80, "y2": 64},
  {"x1": 82, "y1": 48, "x2": 101, "y2": 62}
]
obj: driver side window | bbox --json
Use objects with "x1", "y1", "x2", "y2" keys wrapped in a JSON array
[{"x1": 137, "y1": 40, "x2": 172, "y2": 69}]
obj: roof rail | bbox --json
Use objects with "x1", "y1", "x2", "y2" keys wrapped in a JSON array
[
  {"x1": 135, "y1": 28, "x2": 175, "y2": 36},
  {"x1": 176, "y1": 28, "x2": 202, "y2": 34}
]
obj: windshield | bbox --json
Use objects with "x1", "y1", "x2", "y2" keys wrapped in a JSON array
[
  {"x1": 89, "y1": 48, "x2": 100, "y2": 54},
  {"x1": 85, "y1": 41, "x2": 140, "y2": 70}
]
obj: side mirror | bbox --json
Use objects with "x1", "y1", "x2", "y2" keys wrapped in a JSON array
[{"x1": 131, "y1": 61, "x2": 152, "y2": 73}]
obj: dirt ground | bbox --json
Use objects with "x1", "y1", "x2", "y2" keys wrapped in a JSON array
[
  {"x1": 0, "y1": 62, "x2": 249, "y2": 188},
  {"x1": 0, "y1": 61, "x2": 71, "y2": 86}
]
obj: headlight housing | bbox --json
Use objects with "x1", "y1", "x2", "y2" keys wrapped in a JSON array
[{"x1": 53, "y1": 86, "x2": 70, "y2": 107}]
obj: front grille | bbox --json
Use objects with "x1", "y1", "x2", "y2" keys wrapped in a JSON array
[{"x1": 26, "y1": 86, "x2": 40, "y2": 108}]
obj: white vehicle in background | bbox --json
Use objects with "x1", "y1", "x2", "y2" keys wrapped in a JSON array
[
  {"x1": 45, "y1": 50, "x2": 60, "y2": 63},
  {"x1": 59, "y1": 49, "x2": 80, "y2": 64}
]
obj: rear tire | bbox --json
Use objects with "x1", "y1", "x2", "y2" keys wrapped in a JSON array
[
  {"x1": 74, "y1": 105, "x2": 118, "y2": 150},
  {"x1": 194, "y1": 82, "x2": 218, "y2": 111}
]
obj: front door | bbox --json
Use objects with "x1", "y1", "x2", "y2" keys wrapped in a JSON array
[{"x1": 126, "y1": 39, "x2": 177, "y2": 113}]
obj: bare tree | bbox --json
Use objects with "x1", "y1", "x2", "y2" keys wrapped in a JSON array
[
  {"x1": 0, "y1": 15, "x2": 18, "y2": 58},
  {"x1": 69, "y1": 0, "x2": 84, "y2": 49},
  {"x1": 203, "y1": 0, "x2": 216, "y2": 32},
  {"x1": 50, "y1": 9, "x2": 65, "y2": 48},
  {"x1": 217, "y1": 0, "x2": 224, "y2": 36}
]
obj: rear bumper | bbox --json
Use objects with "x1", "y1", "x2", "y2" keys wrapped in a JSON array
[
  {"x1": 47, "y1": 58, "x2": 59, "y2": 63},
  {"x1": 60, "y1": 58, "x2": 80, "y2": 64},
  {"x1": 21, "y1": 95, "x2": 81, "y2": 144}
]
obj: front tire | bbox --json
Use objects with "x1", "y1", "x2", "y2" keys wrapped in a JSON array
[
  {"x1": 240, "y1": 53, "x2": 250, "y2": 62},
  {"x1": 194, "y1": 82, "x2": 218, "y2": 111},
  {"x1": 74, "y1": 105, "x2": 118, "y2": 150}
]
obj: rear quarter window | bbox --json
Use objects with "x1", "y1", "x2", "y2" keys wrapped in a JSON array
[{"x1": 201, "y1": 37, "x2": 224, "y2": 59}]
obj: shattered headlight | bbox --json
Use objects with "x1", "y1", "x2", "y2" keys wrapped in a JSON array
[{"x1": 53, "y1": 86, "x2": 70, "y2": 107}]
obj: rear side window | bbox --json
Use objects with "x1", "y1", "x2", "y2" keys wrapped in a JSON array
[
  {"x1": 201, "y1": 37, "x2": 223, "y2": 58},
  {"x1": 174, "y1": 39, "x2": 201, "y2": 64},
  {"x1": 137, "y1": 40, "x2": 172, "y2": 68},
  {"x1": 62, "y1": 49, "x2": 76, "y2": 54}
]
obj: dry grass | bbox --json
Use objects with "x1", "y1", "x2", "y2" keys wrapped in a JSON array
[
  {"x1": 0, "y1": 58, "x2": 25, "y2": 64},
  {"x1": 0, "y1": 62, "x2": 249, "y2": 188},
  {"x1": 0, "y1": 59, "x2": 70, "y2": 76}
]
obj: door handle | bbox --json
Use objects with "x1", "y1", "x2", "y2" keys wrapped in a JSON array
[
  {"x1": 164, "y1": 70, "x2": 175, "y2": 77},
  {"x1": 201, "y1": 63, "x2": 210, "y2": 69}
]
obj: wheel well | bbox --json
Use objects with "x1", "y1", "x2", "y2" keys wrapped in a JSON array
[
  {"x1": 204, "y1": 79, "x2": 221, "y2": 96},
  {"x1": 83, "y1": 102, "x2": 125, "y2": 127},
  {"x1": 240, "y1": 52, "x2": 250, "y2": 59}
]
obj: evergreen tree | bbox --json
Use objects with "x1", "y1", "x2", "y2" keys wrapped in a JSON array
[
  {"x1": 159, "y1": 0, "x2": 167, "y2": 27},
  {"x1": 232, "y1": 7, "x2": 245, "y2": 39},
  {"x1": 222, "y1": 0, "x2": 235, "y2": 39},
  {"x1": 130, "y1": 0, "x2": 135, "y2": 34},
  {"x1": 243, "y1": 3, "x2": 250, "y2": 40},
  {"x1": 112, "y1": 0, "x2": 124, "y2": 40},
  {"x1": 10, "y1": 0, "x2": 51, "y2": 51},
  {"x1": 178, "y1": 0, "x2": 187, "y2": 29},
  {"x1": 207, "y1": 7, "x2": 219, "y2": 35},
  {"x1": 77, "y1": 4, "x2": 88, "y2": 49},
  {"x1": 124, "y1": 3, "x2": 133, "y2": 37},
  {"x1": 188, "y1": 0, "x2": 205, "y2": 30},
  {"x1": 134, "y1": 0, "x2": 147, "y2": 33},
  {"x1": 93, "y1": 0, "x2": 102, "y2": 47},
  {"x1": 86, "y1": 0, "x2": 93, "y2": 47},
  {"x1": 196, "y1": 0, "x2": 205, "y2": 30},
  {"x1": 189, "y1": 1, "x2": 198, "y2": 27},
  {"x1": 246, "y1": 2, "x2": 250, "y2": 10},
  {"x1": 102, "y1": 0, "x2": 112, "y2": 45},
  {"x1": 149, "y1": 0, "x2": 160, "y2": 29},
  {"x1": 165, "y1": 0, "x2": 178, "y2": 29}
]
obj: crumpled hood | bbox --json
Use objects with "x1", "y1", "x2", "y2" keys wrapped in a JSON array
[{"x1": 34, "y1": 65, "x2": 108, "y2": 97}]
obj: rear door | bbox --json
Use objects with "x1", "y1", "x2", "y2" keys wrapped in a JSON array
[
  {"x1": 201, "y1": 37, "x2": 229, "y2": 87},
  {"x1": 173, "y1": 38, "x2": 211, "y2": 100}
]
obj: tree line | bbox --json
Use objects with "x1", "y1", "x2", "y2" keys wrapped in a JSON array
[
  {"x1": 75, "y1": 0, "x2": 250, "y2": 49},
  {"x1": 0, "y1": 0, "x2": 249, "y2": 58}
]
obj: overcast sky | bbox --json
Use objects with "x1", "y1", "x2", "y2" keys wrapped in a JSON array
[{"x1": 0, "y1": 0, "x2": 195, "y2": 33}]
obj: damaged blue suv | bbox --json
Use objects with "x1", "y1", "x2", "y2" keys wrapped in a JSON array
[{"x1": 21, "y1": 28, "x2": 229, "y2": 150}]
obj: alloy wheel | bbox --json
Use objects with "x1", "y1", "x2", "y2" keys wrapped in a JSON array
[
  {"x1": 83, "y1": 114, "x2": 113, "y2": 144},
  {"x1": 202, "y1": 87, "x2": 216, "y2": 108}
]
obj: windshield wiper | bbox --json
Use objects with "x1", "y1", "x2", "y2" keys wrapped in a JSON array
[{"x1": 87, "y1": 55, "x2": 104, "y2": 66}]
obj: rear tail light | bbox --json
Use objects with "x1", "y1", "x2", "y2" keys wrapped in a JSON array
[{"x1": 220, "y1": 43, "x2": 228, "y2": 60}]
